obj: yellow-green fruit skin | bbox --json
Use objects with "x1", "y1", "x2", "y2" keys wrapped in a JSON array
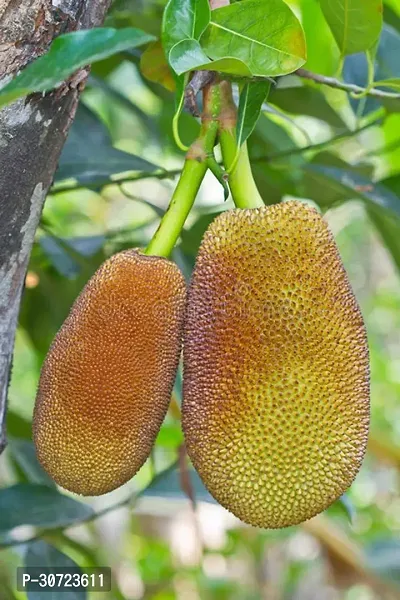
[
  {"x1": 33, "y1": 250, "x2": 186, "y2": 496},
  {"x1": 182, "y1": 201, "x2": 369, "y2": 529}
]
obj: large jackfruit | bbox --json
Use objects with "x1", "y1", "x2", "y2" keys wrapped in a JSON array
[
  {"x1": 183, "y1": 201, "x2": 369, "y2": 528},
  {"x1": 33, "y1": 250, "x2": 186, "y2": 496}
]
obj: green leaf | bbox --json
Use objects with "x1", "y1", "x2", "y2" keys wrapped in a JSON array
[
  {"x1": 0, "y1": 28, "x2": 155, "y2": 109},
  {"x1": 384, "y1": 4, "x2": 400, "y2": 33},
  {"x1": 326, "y1": 494, "x2": 355, "y2": 523},
  {"x1": 55, "y1": 104, "x2": 159, "y2": 185},
  {"x1": 319, "y1": 0, "x2": 383, "y2": 56},
  {"x1": 18, "y1": 244, "x2": 105, "y2": 359},
  {"x1": 8, "y1": 438, "x2": 56, "y2": 488},
  {"x1": 25, "y1": 541, "x2": 86, "y2": 600},
  {"x1": 299, "y1": 0, "x2": 340, "y2": 76},
  {"x1": 162, "y1": 0, "x2": 210, "y2": 57},
  {"x1": 6, "y1": 411, "x2": 32, "y2": 439},
  {"x1": 368, "y1": 204, "x2": 400, "y2": 271},
  {"x1": 305, "y1": 165, "x2": 400, "y2": 217},
  {"x1": 0, "y1": 485, "x2": 93, "y2": 538},
  {"x1": 162, "y1": 0, "x2": 211, "y2": 138},
  {"x1": 88, "y1": 74, "x2": 160, "y2": 140},
  {"x1": 382, "y1": 173, "x2": 400, "y2": 195},
  {"x1": 200, "y1": 0, "x2": 306, "y2": 77},
  {"x1": 156, "y1": 423, "x2": 184, "y2": 449},
  {"x1": 169, "y1": 38, "x2": 252, "y2": 76},
  {"x1": 39, "y1": 235, "x2": 105, "y2": 278},
  {"x1": 140, "y1": 464, "x2": 217, "y2": 504},
  {"x1": 169, "y1": 39, "x2": 211, "y2": 75},
  {"x1": 140, "y1": 41, "x2": 176, "y2": 91},
  {"x1": 237, "y1": 81, "x2": 271, "y2": 147},
  {"x1": 181, "y1": 211, "x2": 223, "y2": 256}
]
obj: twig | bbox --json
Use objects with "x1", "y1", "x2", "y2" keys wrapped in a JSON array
[
  {"x1": 251, "y1": 119, "x2": 378, "y2": 162},
  {"x1": 178, "y1": 444, "x2": 197, "y2": 511},
  {"x1": 51, "y1": 168, "x2": 182, "y2": 194},
  {"x1": 304, "y1": 516, "x2": 399, "y2": 599},
  {"x1": 184, "y1": 71, "x2": 216, "y2": 116},
  {"x1": 295, "y1": 68, "x2": 400, "y2": 101},
  {"x1": 51, "y1": 120, "x2": 378, "y2": 195},
  {"x1": 178, "y1": 444, "x2": 205, "y2": 561}
]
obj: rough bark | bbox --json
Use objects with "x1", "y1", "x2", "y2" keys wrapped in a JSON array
[{"x1": 0, "y1": 0, "x2": 112, "y2": 454}]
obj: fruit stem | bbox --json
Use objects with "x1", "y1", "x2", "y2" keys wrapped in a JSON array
[
  {"x1": 218, "y1": 81, "x2": 264, "y2": 209},
  {"x1": 145, "y1": 82, "x2": 222, "y2": 257}
]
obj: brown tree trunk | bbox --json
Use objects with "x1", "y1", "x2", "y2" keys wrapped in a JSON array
[{"x1": 0, "y1": 0, "x2": 112, "y2": 453}]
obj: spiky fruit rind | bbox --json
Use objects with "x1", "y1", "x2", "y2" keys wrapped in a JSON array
[
  {"x1": 183, "y1": 201, "x2": 369, "y2": 529},
  {"x1": 33, "y1": 250, "x2": 186, "y2": 496}
]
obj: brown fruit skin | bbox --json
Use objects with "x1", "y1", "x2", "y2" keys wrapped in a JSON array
[
  {"x1": 33, "y1": 250, "x2": 186, "y2": 496},
  {"x1": 182, "y1": 201, "x2": 369, "y2": 529}
]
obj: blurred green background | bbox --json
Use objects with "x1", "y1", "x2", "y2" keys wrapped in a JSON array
[{"x1": 1, "y1": 0, "x2": 400, "y2": 598}]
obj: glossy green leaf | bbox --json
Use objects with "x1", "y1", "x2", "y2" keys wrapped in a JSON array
[
  {"x1": 8, "y1": 438, "x2": 56, "y2": 488},
  {"x1": 55, "y1": 104, "x2": 159, "y2": 185},
  {"x1": 169, "y1": 38, "x2": 252, "y2": 76},
  {"x1": 237, "y1": 81, "x2": 271, "y2": 147},
  {"x1": 140, "y1": 463, "x2": 217, "y2": 504},
  {"x1": 319, "y1": 0, "x2": 383, "y2": 56},
  {"x1": 169, "y1": 39, "x2": 211, "y2": 75},
  {"x1": 299, "y1": 0, "x2": 340, "y2": 75},
  {"x1": 162, "y1": 0, "x2": 211, "y2": 137},
  {"x1": 0, "y1": 485, "x2": 93, "y2": 538},
  {"x1": 200, "y1": 0, "x2": 306, "y2": 77},
  {"x1": 162, "y1": 0, "x2": 210, "y2": 56},
  {"x1": 0, "y1": 28, "x2": 155, "y2": 109},
  {"x1": 25, "y1": 541, "x2": 86, "y2": 600}
]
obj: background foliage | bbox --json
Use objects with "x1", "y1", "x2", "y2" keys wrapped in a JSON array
[{"x1": 1, "y1": 0, "x2": 400, "y2": 598}]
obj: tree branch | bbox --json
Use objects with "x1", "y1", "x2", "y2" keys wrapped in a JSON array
[
  {"x1": 0, "y1": 0, "x2": 112, "y2": 455},
  {"x1": 295, "y1": 68, "x2": 400, "y2": 101},
  {"x1": 50, "y1": 120, "x2": 378, "y2": 194}
]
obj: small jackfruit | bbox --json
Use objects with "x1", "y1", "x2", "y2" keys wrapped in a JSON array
[
  {"x1": 182, "y1": 201, "x2": 369, "y2": 528},
  {"x1": 33, "y1": 250, "x2": 186, "y2": 496}
]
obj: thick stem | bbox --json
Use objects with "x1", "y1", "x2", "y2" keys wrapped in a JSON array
[
  {"x1": 218, "y1": 82, "x2": 264, "y2": 209},
  {"x1": 144, "y1": 157, "x2": 209, "y2": 257},
  {"x1": 220, "y1": 132, "x2": 264, "y2": 209},
  {"x1": 0, "y1": 0, "x2": 112, "y2": 455},
  {"x1": 145, "y1": 83, "x2": 222, "y2": 257}
]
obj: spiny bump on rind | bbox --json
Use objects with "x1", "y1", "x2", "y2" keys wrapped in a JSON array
[
  {"x1": 33, "y1": 250, "x2": 186, "y2": 496},
  {"x1": 182, "y1": 201, "x2": 369, "y2": 529}
]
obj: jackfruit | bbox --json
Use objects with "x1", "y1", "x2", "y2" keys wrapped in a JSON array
[
  {"x1": 182, "y1": 201, "x2": 369, "y2": 528},
  {"x1": 33, "y1": 250, "x2": 186, "y2": 496}
]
